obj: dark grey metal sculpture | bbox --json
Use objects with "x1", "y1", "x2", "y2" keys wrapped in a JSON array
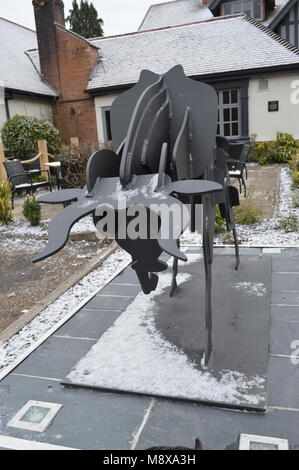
[{"x1": 32, "y1": 65, "x2": 240, "y2": 366}]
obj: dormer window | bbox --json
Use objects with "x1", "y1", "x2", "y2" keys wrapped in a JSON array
[{"x1": 222, "y1": 0, "x2": 263, "y2": 21}]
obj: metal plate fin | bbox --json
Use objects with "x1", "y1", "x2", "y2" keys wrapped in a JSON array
[
  {"x1": 142, "y1": 97, "x2": 170, "y2": 174},
  {"x1": 110, "y1": 69, "x2": 160, "y2": 152},
  {"x1": 172, "y1": 107, "x2": 190, "y2": 181},
  {"x1": 119, "y1": 77, "x2": 163, "y2": 187}
]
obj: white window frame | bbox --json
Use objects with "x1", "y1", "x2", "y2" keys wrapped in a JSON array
[
  {"x1": 217, "y1": 89, "x2": 241, "y2": 139},
  {"x1": 101, "y1": 106, "x2": 112, "y2": 143}
]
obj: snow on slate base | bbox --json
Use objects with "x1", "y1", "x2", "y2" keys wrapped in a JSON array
[
  {"x1": 0, "y1": 249, "x2": 131, "y2": 371},
  {"x1": 233, "y1": 282, "x2": 266, "y2": 297},
  {"x1": 66, "y1": 254, "x2": 264, "y2": 406}
]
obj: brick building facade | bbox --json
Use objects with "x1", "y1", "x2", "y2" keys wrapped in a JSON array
[{"x1": 33, "y1": 0, "x2": 99, "y2": 144}]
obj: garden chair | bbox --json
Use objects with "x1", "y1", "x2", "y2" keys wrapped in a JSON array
[
  {"x1": 3, "y1": 159, "x2": 52, "y2": 209},
  {"x1": 22, "y1": 153, "x2": 41, "y2": 175},
  {"x1": 227, "y1": 143, "x2": 250, "y2": 197},
  {"x1": 216, "y1": 138, "x2": 250, "y2": 197}
]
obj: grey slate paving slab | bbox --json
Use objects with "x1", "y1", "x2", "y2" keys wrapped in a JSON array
[
  {"x1": 155, "y1": 255, "x2": 271, "y2": 379},
  {"x1": 279, "y1": 249, "x2": 299, "y2": 257},
  {"x1": 213, "y1": 248, "x2": 261, "y2": 256},
  {"x1": 2, "y1": 249, "x2": 299, "y2": 450},
  {"x1": 0, "y1": 375, "x2": 150, "y2": 450},
  {"x1": 85, "y1": 294, "x2": 134, "y2": 311},
  {"x1": 271, "y1": 305, "x2": 299, "y2": 322},
  {"x1": 272, "y1": 273, "x2": 299, "y2": 291},
  {"x1": 270, "y1": 320, "x2": 299, "y2": 356},
  {"x1": 268, "y1": 356, "x2": 299, "y2": 409},
  {"x1": 113, "y1": 268, "x2": 140, "y2": 284},
  {"x1": 272, "y1": 257, "x2": 299, "y2": 273},
  {"x1": 136, "y1": 399, "x2": 299, "y2": 450},
  {"x1": 272, "y1": 291, "x2": 299, "y2": 305},
  {"x1": 13, "y1": 336, "x2": 97, "y2": 379},
  {"x1": 100, "y1": 283, "x2": 141, "y2": 296},
  {"x1": 65, "y1": 254, "x2": 271, "y2": 411},
  {"x1": 55, "y1": 309, "x2": 121, "y2": 339}
]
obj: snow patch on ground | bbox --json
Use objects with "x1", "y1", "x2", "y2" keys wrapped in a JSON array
[
  {"x1": 71, "y1": 215, "x2": 95, "y2": 234},
  {"x1": 233, "y1": 282, "x2": 266, "y2": 297},
  {"x1": 278, "y1": 167, "x2": 295, "y2": 217},
  {"x1": 0, "y1": 249, "x2": 131, "y2": 371},
  {"x1": 67, "y1": 254, "x2": 264, "y2": 406},
  {"x1": 0, "y1": 215, "x2": 95, "y2": 240},
  {"x1": 235, "y1": 168, "x2": 298, "y2": 246},
  {"x1": 0, "y1": 219, "x2": 48, "y2": 238}
]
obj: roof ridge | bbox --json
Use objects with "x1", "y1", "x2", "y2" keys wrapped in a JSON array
[
  {"x1": 90, "y1": 13, "x2": 245, "y2": 42},
  {"x1": 0, "y1": 16, "x2": 35, "y2": 33},
  {"x1": 243, "y1": 15, "x2": 299, "y2": 56}
]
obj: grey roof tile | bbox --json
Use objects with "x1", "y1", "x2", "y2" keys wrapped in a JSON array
[
  {"x1": 88, "y1": 15, "x2": 299, "y2": 91},
  {"x1": 0, "y1": 17, "x2": 57, "y2": 96}
]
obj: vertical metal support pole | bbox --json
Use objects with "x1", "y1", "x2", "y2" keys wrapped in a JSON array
[
  {"x1": 190, "y1": 195, "x2": 195, "y2": 232},
  {"x1": 202, "y1": 194, "x2": 213, "y2": 367},
  {"x1": 170, "y1": 240, "x2": 180, "y2": 297}
]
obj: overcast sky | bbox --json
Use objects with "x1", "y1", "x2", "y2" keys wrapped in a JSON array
[{"x1": 0, "y1": 0, "x2": 171, "y2": 35}]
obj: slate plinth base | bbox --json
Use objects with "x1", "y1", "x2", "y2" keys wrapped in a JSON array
[{"x1": 63, "y1": 253, "x2": 271, "y2": 411}]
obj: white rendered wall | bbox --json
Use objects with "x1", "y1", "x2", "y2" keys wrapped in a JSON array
[
  {"x1": 94, "y1": 75, "x2": 299, "y2": 145},
  {"x1": 249, "y1": 73, "x2": 299, "y2": 141},
  {"x1": 0, "y1": 104, "x2": 7, "y2": 135},
  {"x1": 7, "y1": 99, "x2": 53, "y2": 122},
  {"x1": 94, "y1": 94, "x2": 119, "y2": 145}
]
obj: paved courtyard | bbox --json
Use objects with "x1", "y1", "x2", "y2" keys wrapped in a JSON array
[
  {"x1": 231, "y1": 164, "x2": 281, "y2": 218},
  {"x1": 12, "y1": 164, "x2": 281, "y2": 223},
  {"x1": 0, "y1": 247, "x2": 298, "y2": 450}
]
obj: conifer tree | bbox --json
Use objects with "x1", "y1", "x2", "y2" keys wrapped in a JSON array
[{"x1": 67, "y1": 0, "x2": 104, "y2": 38}]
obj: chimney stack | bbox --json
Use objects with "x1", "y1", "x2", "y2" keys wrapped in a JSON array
[
  {"x1": 32, "y1": 0, "x2": 100, "y2": 145},
  {"x1": 32, "y1": 0, "x2": 65, "y2": 91}
]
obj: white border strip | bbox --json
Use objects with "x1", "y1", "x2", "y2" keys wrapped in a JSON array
[
  {"x1": 0, "y1": 260, "x2": 131, "y2": 382},
  {"x1": 182, "y1": 245, "x2": 299, "y2": 249},
  {"x1": 0, "y1": 435, "x2": 78, "y2": 450},
  {"x1": 130, "y1": 398, "x2": 156, "y2": 450}
]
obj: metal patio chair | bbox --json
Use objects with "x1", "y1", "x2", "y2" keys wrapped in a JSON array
[
  {"x1": 22, "y1": 153, "x2": 41, "y2": 174},
  {"x1": 3, "y1": 160, "x2": 52, "y2": 209},
  {"x1": 216, "y1": 138, "x2": 250, "y2": 197},
  {"x1": 227, "y1": 143, "x2": 250, "y2": 197}
]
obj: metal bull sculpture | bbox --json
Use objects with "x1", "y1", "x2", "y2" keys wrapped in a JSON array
[{"x1": 32, "y1": 65, "x2": 240, "y2": 366}]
